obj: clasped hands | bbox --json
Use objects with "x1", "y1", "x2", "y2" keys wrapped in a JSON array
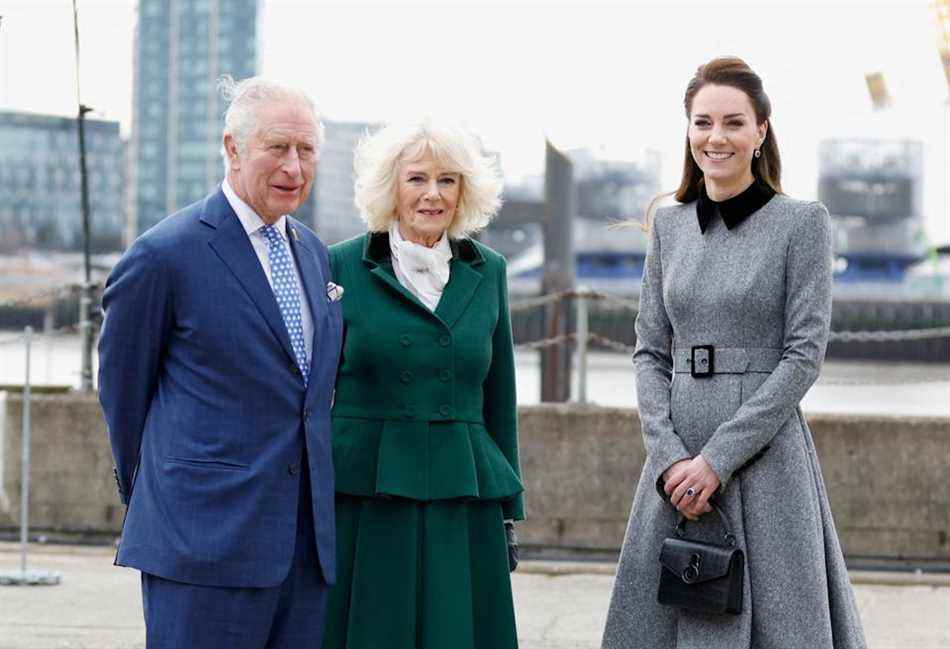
[{"x1": 662, "y1": 455, "x2": 720, "y2": 521}]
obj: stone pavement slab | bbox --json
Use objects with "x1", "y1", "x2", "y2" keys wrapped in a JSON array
[
  {"x1": 512, "y1": 571, "x2": 950, "y2": 649},
  {"x1": 2, "y1": 544, "x2": 950, "y2": 648},
  {"x1": 0, "y1": 545, "x2": 142, "y2": 649}
]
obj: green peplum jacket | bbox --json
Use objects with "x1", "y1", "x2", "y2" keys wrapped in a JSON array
[{"x1": 328, "y1": 232, "x2": 525, "y2": 521}]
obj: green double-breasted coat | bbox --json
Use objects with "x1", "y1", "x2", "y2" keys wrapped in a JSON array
[{"x1": 323, "y1": 232, "x2": 524, "y2": 649}]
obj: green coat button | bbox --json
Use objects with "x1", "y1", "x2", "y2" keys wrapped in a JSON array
[
  {"x1": 439, "y1": 335, "x2": 450, "y2": 347},
  {"x1": 400, "y1": 334, "x2": 412, "y2": 347},
  {"x1": 400, "y1": 370, "x2": 413, "y2": 384},
  {"x1": 439, "y1": 404, "x2": 451, "y2": 417},
  {"x1": 440, "y1": 369, "x2": 452, "y2": 382}
]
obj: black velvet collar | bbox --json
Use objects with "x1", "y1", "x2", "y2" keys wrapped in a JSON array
[
  {"x1": 361, "y1": 231, "x2": 484, "y2": 266},
  {"x1": 696, "y1": 178, "x2": 775, "y2": 234}
]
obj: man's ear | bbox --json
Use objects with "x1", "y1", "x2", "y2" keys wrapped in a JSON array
[{"x1": 223, "y1": 134, "x2": 240, "y2": 171}]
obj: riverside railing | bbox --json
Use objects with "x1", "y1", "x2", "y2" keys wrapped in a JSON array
[
  {"x1": 0, "y1": 327, "x2": 62, "y2": 586},
  {"x1": 2, "y1": 285, "x2": 950, "y2": 401},
  {"x1": 510, "y1": 288, "x2": 950, "y2": 404}
]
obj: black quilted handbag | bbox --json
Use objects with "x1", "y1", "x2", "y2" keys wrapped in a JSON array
[{"x1": 657, "y1": 504, "x2": 744, "y2": 615}]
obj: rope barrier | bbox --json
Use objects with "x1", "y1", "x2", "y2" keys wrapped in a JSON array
[
  {"x1": 815, "y1": 373, "x2": 950, "y2": 387},
  {"x1": 582, "y1": 290, "x2": 639, "y2": 311},
  {"x1": 828, "y1": 326, "x2": 950, "y2": 343},
  {"x1": 0, "y1": 286, "x2": 948, "y2": 366},
  {"x1": 509, "y1": 289, "x2": 950, "y2": 343},
  {"x1": 514, "y1": 333, "x2": 576, "y2": 351},
  {"x1": 0, "y1": 285, "x2": 82, "y2": 310},
  {"x1": 507, "y1": 292, "x2": 566, "y2": 312},
  {"x1": 0, "y1": 324, "x2": 82, "y2": 347},
  {"x1": 586, "y1": 333, "x2": 636, "y2": 354}
]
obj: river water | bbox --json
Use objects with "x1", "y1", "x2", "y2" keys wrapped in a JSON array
[{"x1": 1, "y1": 333, "x2": 948, "y2": 416}]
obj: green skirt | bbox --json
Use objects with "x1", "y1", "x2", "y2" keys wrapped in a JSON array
[{"x1": 324, "y1": 494, "x2": 519, "y2": 649}]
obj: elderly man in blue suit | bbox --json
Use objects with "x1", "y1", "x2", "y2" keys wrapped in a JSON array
[{"x1": 98, "y1": 76, "x2": 342, "y2": 648}]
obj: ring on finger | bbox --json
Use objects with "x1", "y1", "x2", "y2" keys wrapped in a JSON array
[{"x1": 685, "y1": 487, "x2": 696, "y2": 497}]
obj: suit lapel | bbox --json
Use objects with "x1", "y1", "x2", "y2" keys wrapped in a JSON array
[
  {"x1": 286, "y1": 219, "x2": 328, "y2": 364},
  {"x1": 203, "y1": 192, "x2": 298, "y2": 368},
  {"x1": 434, "y1": 258, "x2": 483, "y2": 329},
  {"x1": 370, "y1": 262, "x2": 434, "y2": 315}
]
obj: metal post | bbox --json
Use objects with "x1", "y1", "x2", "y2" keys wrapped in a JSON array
[
  {"x1": 77, "y1": 104, "x2": 94, "y2": 392},
  {"x1": 540, "y1": 140, "x2": 576, "y2": 402},
  {"x1": 20, "y1": 326, "x2": 31, "y2": 574},
  {"x1": 574, "y1": 288, "x2": 589, "y2": 404},
  {"x1": 0, "y1": 328, "x2": 61, "y2": 586},
  {"x1": 73, "y1": 1, "x2": 95, "y2": 391}
]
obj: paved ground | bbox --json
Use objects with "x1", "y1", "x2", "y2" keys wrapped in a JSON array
[{"x1": 2, "y1": 543, "x2": 949, "y2": 649}]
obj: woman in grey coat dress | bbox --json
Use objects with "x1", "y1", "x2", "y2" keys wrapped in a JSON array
[{"x1": 601, "y1": 57, "x2": 867, "y2": 649}]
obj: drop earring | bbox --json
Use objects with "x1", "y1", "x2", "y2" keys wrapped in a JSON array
[{"x1": 754, "y1": 148, "x2": 761, "y2": 158}]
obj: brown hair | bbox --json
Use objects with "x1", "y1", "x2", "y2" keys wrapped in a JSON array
[{"x1": 674, "y1": 56, "x2": 782, "y2": 203}]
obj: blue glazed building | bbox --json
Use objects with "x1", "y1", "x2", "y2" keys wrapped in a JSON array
[
  {"x1": 0, "y1": 110, "x2": 124, "y2": 252},
  {"x1": 131, "y1": 0, "x2": 258, "y2": 236}
]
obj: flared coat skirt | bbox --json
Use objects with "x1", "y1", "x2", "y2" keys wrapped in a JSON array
[
  {"x1": 602, "y1": 376, "x2": 866, "y2": 649},
  {"x1": 324, "y1": 494, "x2": 518, "y2": 649}
]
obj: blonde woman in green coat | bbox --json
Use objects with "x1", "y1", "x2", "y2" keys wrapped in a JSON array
[{"x1": 323, "y1": 119, "x2": 524, "y2": 649}]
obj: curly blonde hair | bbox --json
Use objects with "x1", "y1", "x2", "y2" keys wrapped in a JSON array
[{"x1": 353, "y1": 118, "x2": 503, "y2": 238}]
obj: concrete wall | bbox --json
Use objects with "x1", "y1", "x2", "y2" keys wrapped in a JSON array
[
  {"x1": 2, "y1": 393, "x2": 948, "y2": 560},
  {"x1": 518, "y1": 404, "x2": 950, "y2": 561},
  {"x1": 0, "y1": 392, "x2": 124, "y2": 535}
]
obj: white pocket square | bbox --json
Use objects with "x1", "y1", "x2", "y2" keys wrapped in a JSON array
[{"x1": 327, "y1": 282, "x2": 344, "y2": 302}]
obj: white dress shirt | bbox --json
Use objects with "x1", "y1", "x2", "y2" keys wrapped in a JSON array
[{"x1": 222, "y1": 179, "x2": 314, "y2": 363}]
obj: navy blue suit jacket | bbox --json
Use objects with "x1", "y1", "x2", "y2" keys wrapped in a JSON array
[{"x1": 98, "y1": 188, "x2": 342, "y2": 588}]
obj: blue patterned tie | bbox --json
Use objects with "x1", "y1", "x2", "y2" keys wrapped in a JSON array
[{"x1": 261, "y1": 224, "x2": 309, "y2": 386}]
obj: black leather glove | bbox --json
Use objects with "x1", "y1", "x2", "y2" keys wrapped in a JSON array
[{"x1": 505, "y1": 522, "x2": 519, "y2": 573}]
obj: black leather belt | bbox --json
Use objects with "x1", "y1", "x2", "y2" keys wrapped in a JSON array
[{"x1": 673, "y1": 345, "x2": 783, "y2": 378}]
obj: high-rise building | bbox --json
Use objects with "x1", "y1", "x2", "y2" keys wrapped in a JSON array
[
  {"x1": 131, "y1": 0, "x2": 258, "y2": 237},
  {"x1": 0, "y1": 110, "x2": 124, "y2": 252},
  {"x1": 297, "y1": 119, "x2": 375, "y2": 245}
]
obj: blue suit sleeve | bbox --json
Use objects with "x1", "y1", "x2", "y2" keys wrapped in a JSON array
[{"x1": 97, "y1": 239, "x2": 174, "y2": 504}]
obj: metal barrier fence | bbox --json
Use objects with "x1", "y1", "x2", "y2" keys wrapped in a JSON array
[
  {"x1": 510, "y1": 288, "x2": 950, "y2": 402},
  {"x1": 2, "y1": 284, "x2": 950, "y2": 393}
]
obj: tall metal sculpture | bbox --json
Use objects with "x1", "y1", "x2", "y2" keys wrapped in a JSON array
[
  {"x1": 540, "y1": 141, "x2": 576, "y2": 402},
  {"x1": 494, "y1": 141, "x2": 578, "y2": 401}
]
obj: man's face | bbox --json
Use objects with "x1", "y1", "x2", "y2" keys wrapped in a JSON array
[{"x1": 225, "y1": 100, "x2": 318, "y2": 223}]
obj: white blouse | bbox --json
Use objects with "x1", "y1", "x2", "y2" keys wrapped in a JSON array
[{"x1": 389, "y1": 222, "x2": 452, "y2": 311}]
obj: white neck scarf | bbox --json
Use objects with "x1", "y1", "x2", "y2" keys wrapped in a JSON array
[{"x1": 389, "y1": 221, "x2": 452, "y2": 312}]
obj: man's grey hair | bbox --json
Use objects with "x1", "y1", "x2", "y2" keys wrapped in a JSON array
[{"x1": 218, "y1": 75, "x2": 325, "y2": 167}]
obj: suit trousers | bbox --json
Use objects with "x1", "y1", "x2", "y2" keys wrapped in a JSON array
[{"x1": 141, "y1": 452, "x2": 328, "y2": 649}]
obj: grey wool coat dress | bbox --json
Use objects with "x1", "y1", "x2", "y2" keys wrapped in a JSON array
[{"x1": 602, "y1": 189, "x2": 867, "y2": 649}]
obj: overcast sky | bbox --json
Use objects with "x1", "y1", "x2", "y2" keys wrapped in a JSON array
[{"x1": 1, "y1": 0, "x2": 948, "y2": 243}]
